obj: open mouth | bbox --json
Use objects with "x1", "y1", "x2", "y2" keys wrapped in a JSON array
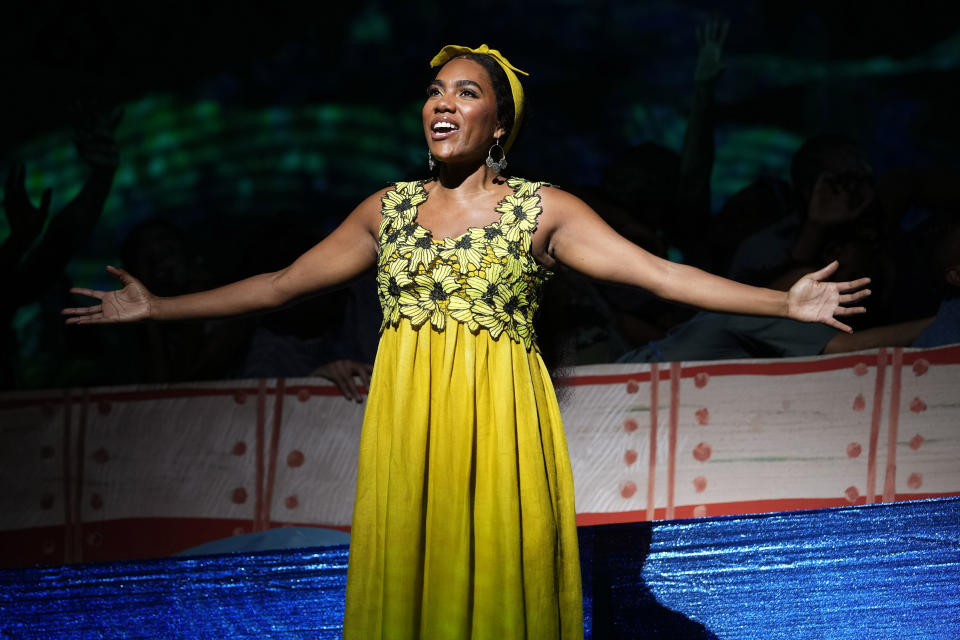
[{"x1": 431, "y1": 120, "x2": 459, "y2": 138}]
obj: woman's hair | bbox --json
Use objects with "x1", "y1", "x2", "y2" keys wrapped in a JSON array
[{"x1": 448, "y1": 52, "x2": 518, "y2": 143}]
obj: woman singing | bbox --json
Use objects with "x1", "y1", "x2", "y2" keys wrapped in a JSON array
[{"x1": 63, "y1": 44, "x2": 870, "y2": 639}]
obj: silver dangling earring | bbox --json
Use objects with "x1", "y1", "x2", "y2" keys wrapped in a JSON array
[
  {"x1": 485, "y1": 137, "x2": 508, "y2": 174},
  {"x1": 427, "y1": 150, "x2": 436, "y2": 171}
]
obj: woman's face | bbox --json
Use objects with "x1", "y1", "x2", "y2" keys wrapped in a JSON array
[{"x1": 422, "y1": 57, "x2": 506, "y2": 166}]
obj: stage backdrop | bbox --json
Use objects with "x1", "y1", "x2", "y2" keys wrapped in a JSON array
[{"x1": 1, "y1": 344, "x2": 958, "y2": 567}]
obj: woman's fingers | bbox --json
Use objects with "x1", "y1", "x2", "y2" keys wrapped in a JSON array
[
  {"x1": 806, "y1": 260, "x2": 840, "y2": 282},
  {"x1": 62, "y1": 304, "x2": 102, "y2": 315},
  {"x1": 825, "y1": 317, "x2": 854, "y2": 334},
  {"x1": 838, "y1": 289, "x2": 871, "y2": 304},
  {"x1": 68, "y1": 287, "x2": 106, "y2": 301},
  {"x1": 65, "y1": 311, "x2": 104, "y2": 324},
  {"x1": 837, "y1": 277, "x2": 871, "y2": 292},
  {"x1": 106, "y1": 265, "x2": 135, "y2": 285},
  {"x1": 834, "y1": 306, "x2": 867, "y2": 316}
]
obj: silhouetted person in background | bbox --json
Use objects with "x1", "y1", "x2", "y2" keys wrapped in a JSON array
[
  {"x1": 1, "y1": 107, "x2": 122, "y2": 387},
  {"x1": 726, "y1": 133, "x2": 876, "y2": 288},
  {"x1": 118, "y1": 217, "x2": 253, "y2": 382},
  {"x1": 235, "y1": 218, "x2": 379, "y2": 401},
  {"x1": 912, "y1": 216, "x2": 960, "y2": 348},
  {"x1": 542, "y1": 17, "x2": 731, "y2": 366}
]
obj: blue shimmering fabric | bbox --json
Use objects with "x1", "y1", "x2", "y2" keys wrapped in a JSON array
[{"x1": 2, "y1": 497, "x2": 958, "y2": 639}]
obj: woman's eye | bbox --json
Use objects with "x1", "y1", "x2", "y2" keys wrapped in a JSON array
[
  {"x1": 459, "y1": 89, "x2": 477, "y2": 98},
  {"x1": 426, "y1": 87, "x2": 441, "y2": 97}
]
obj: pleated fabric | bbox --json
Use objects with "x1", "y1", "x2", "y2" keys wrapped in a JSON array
[{"x1": 343, "y1": 318, "x2": 583, "y2": 639}]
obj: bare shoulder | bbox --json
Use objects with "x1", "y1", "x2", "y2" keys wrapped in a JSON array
[{"x1": 537, "y1": 183, "x2": 597, "y2": 231}]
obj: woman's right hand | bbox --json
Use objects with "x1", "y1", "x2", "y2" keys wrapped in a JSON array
[{"x1": 62, "y1": 265, "x2": 155, "y2": 324}]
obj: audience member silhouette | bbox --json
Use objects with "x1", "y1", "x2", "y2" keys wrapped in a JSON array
[{"x1": 1, "y1": 107, "x2": 122, "y2": 388}]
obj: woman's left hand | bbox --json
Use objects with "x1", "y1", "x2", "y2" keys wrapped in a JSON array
[{"x1": 786, "y1": 261, "x2": 871, "y2": 333}]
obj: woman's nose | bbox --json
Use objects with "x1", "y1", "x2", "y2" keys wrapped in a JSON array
[{"x1": 434, "y1": 94, "x2": 454, "y2": 112}]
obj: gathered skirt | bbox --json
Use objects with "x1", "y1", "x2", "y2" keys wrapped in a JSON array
[{"x1": 342, "y1": 318, "x2": 582, "y2": 639}]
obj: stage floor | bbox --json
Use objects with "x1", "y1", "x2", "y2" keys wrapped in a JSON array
[{"x1": 3, "y1": 497, "x2": 958, "y2": 639}]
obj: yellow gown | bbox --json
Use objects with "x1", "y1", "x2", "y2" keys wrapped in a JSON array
[{"x1": 343, "y1": 178, "x2": 583, "y2": 639}]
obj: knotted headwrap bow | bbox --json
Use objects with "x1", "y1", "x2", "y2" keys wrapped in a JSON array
[{"x1": 429, "y1": 44, "x2": 528, "y2": 153}]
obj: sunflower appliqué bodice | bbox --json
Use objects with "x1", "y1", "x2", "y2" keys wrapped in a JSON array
[{"x1": 376, "y1": 177, "x2": 551, "y2": 351}]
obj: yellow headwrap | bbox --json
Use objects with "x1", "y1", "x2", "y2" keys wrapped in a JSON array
[{"x1": 429, "y1": 44, "x2": 528, "y2": 153}]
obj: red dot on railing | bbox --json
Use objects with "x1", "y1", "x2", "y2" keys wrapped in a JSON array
[
  {"x1": 695, "y1": 408, "x2": 710, "y2": 425},
  {"x1": 693, "y1": 442, "x2": 712, "y2": 462},
  {"x1": 912, "y1": 359, "x2": 929, "y2": 376},
  {"x1": 693, "y1": 476, "x2": 707, "y2": 493},
  {"x1": 852, "y1": 394, "x2": 866, "y2": 411},
  {"x1": 287, "y1": 450, "x2": 305, "y2": 467},
  {"x1": 845, "y1": 486, "x2": 860, "y2": 503}
]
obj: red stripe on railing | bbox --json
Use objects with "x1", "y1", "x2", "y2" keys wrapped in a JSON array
[
  {"x1": 263, "y1": 379, "x2": 286, "y2": 530},
  {"x1": 646, "y1": 363, "x2": 659, "y2": 521},
  {"x1": 74, "y1": 389, "x2": 88, "y2": 563},
  {"x1": 255, "y1": 380, "x2": 267, "y2": 531},
  {"x1": 883, "y1": 349, "x2": 903, "y2": 502},
  {"x1": 666, "y1": 362, "x2": 681, "y2": 520},
  {"x1": 866, "y1": 348, "x2": 888, "y2": 504},
  {"x1": 61, "y1": 390, "x2": 73, "y2": 563}
]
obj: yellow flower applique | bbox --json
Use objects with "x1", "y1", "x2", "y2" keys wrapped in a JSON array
[
  {"x1": 376, "y1": 178, "x2": 551, "y2": 350},
  {"x1": 394, "y1": 181, "x2": 424, "y2": 196},
  {"x1": 439, "y1": 233, "x2": 485, "y2": 270},
  {"x1": 378, "y1": 221, "x2": 409, "y2": 265},
  {"x1": 448, "y1": 263, "x2": 505, "y2": 331},
  {"x1": 377, "y1": 258, "x2": 414, "y2": 327},
  {"x1": 472, "y1": 279, "x2": 529, "y2": 341},
  {"x1": 506, "y1": 177, "x2": 548, "y2": 197},
  {"x1": 399, "y1": 263, "x2": 460, "y2": 331},
  {"x1": 468, "y1": 225, "x2": 509, "y2": 260},
  {"x1": 381, "y1": 187, "x2": 426, "y2": 226},
  {"x1": 398, "y1": 224, "x2": 438, "y2": 271},
  {"x1": 492, "y1": 234, "x2": 531, "y2": 280},
  {"x1": 496, "y1": 193, "x2": 541, "y2": 242}
]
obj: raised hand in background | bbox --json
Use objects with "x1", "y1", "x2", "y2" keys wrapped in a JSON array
[
  {"x1": 694, "y1": 15, "x2": 730, "y2": 85},
  {"x1": 72, "y1": 105, "x2": 123, "y2": 171},
  {"x1": 1, "y1": 164, "x2": 52, "y2": 271}
]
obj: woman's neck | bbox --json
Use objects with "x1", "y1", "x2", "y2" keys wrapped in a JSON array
[{"x1": 436, "y1": 160, "x2": 502, "y2": 193}]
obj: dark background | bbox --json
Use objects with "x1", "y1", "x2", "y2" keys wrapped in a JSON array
[{"x1": 2, "y1": 0, "x2": 959, "y2": 388}]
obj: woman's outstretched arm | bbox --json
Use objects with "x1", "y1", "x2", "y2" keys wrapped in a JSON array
[
  {"x1": 536, "y1": 188, "x2": 871, "y2": 333},
  {"x1": 63, "y1": 190, "x2": 384, "y2": 324}
]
